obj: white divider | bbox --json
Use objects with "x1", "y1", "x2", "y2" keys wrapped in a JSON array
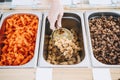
[
  {"x1": 92, "y1": 68, "x2": 112, "y2": 80},
  {"x1": 36, "y1": 68, "x2": 53, "y2": 80}
]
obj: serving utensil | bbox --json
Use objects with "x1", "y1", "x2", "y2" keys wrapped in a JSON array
[{"x1": 51, "y1": 28, "x2": 74, "y2": 40}]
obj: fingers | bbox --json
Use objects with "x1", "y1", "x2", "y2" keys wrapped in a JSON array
[
  {"x1": 57, "y1": 13, "x2": 63, "y2": 29},
  {"x1": 48, "y1": 12, "x2": 63, "y2": 31},
  {"x1": 48, "y1": 16, "x2": 56, "y2": 31},
  {"x1": 50, "y1": 24, "x2": 56, "y2": 31}
]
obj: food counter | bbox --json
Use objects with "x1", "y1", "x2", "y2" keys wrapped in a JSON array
[{"x1": 0, "y1": 0, "x2": 120, "y2": 80}]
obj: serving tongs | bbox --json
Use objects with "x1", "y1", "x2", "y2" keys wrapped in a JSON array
[{"x1": 51, "y1": 28, "x2": 74, "y2": 40}]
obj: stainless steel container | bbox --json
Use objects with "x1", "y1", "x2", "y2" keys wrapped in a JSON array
[
  {"x1": 0, "y1": 11, "x2": 42, "y2": 68},
  {"x1": 85, "y1": 11, "x2": 120, "y2": 68},
  {"x1": 0, "y1": 12, "x2": 2, "y2": 22},
  {"x1": 38, "y1": 12, "x2": 90, "y2": 67}
]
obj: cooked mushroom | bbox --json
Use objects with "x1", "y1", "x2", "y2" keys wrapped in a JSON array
[{"x1": 89, "y1": 16, "x2": 120, "y2": 65}]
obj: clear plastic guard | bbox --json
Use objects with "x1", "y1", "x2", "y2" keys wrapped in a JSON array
[{"x1": 112, "y1": 0, "x2": 120, "y2": 4}]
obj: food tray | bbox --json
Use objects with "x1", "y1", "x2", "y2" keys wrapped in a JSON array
[
  {"x1": 85, "y1": 11, "x2": 120, "y2": 68},
  {"x1": 0, "y1": 12, "x2": 2, "y2": 22},
  {"x1": 38, "y1": 12, "x2": 90, "y2": 67},
  {"x1": 0, "y1": 11, "x2": 42, "y2": 68}
]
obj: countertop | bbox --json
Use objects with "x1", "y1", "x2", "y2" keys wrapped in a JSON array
[{"x1": 0, "y1": 2, "x2": 120, "y2": 80}]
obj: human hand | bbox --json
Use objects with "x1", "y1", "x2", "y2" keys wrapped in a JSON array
[{"x1": 48, "y1": 0, "x2": 64, "y2": 31}]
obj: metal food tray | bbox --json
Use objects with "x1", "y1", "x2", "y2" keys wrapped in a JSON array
[
  {"x1": 0, "y1": 12, "x2": 3, "y2": 22},
  {"x1": 85, "y1": 11, "x2": 120, "y2": 68},
  {"x1": 0, "y1": 11, "x2": 42, "y2": 68},
  {"x1": 38, "y1": 12, "x2": 90, "y2": 67}
]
